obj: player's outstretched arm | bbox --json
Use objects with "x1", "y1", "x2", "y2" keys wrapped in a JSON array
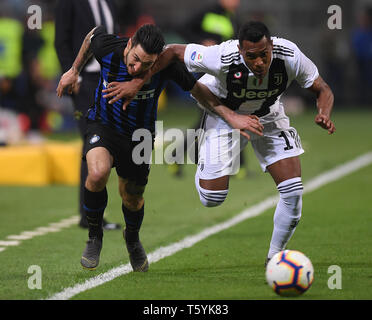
[
  {"x1": 102, "y1": 44, "x2": 187, "y2": 109},
  {"x1": 190, "y1": 81, "x2": 264, "y2": 140},
  {"x1": 307, "y1": 76, "x2": 336, "y2": 134},
  {"x1": 153, "y1": 44, "x2": 187, "y2": 73},
  {"x1": 56, "y1": 27, "x2": 97, "y2": 97}
]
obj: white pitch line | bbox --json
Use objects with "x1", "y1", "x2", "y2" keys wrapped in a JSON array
[
  {"x1": 47, "y1": 151, "x2": 372, "y2": 300},
  {"x1": 0, "y1": 216, "x2": 79, "y2": 252}
]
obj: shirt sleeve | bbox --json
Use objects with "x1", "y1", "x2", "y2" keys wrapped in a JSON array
[
  {"x1": 184, "y1": 43, "x2": 223, "y2": 77},
  {"x1": 90, "y1": 26, "x2": 120, "y2": 64},
  {"x1": 293, "y1": 46, "x2": 319, "y2": 88},
  {"x1": 163, "y1": 62, "x2": 197, "y2": 91}
]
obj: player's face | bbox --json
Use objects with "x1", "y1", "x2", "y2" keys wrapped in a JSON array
[
  {"x1": 238, "y1": 36, "x2": 273, "y2": 79},
  {"x1": 125, "y1": 40, "x2": 158, "y2": 76}
]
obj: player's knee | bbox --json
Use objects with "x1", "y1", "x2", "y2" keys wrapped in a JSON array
[
  {"x1": 122, "y1": 194, "x2": 144, "y2": 211},
  {"x1": 120, "y1": 181, "x2": 145, "y2": 211},
  {"x1": 86, "y1": 167, "x2": 110, "y2": 191},
  {"x1": 194, "y1": 174, "x2": 229, "y2": 207},
  {"x1": 197, "y1": 186, "x2": 228, "y2": 207},
  {"x1": 277, "y1": 177, "x2": 303, "y2": 218}
]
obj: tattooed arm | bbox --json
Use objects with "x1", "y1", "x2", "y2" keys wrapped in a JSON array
[
  {"x1": 56, "y1": 27, "x2": 97, "y2": 97},
  {"x1": 101, "y1": 44, "x2": 187, "y2": 109}
]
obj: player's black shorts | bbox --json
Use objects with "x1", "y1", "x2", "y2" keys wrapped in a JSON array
[{"x1": 83, "y1": 120, "x2": 153, "y2": 186}]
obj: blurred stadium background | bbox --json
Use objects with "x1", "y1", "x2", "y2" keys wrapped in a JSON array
[
  {"x1": 0, "y1": 0, "x2": 371, "y2": 301},
  {"x1": 0, "y1": 0, "x2": 370, "y2": 144}
]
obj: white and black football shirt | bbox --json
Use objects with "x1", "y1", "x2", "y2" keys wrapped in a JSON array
[{"x1": 184, "y1": 37, "x2": 319, "y2": 122}]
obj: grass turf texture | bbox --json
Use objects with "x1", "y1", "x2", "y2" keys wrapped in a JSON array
[
  {"x1": 72, "y1": 165, "x2": 372, "y2": 300},
  {"x1": 0, "y1": 105, "x2": 371, "y2": 300}
]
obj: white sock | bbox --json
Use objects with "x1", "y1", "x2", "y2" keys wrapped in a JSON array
[
  {"x1": 195, "y1": 172, "x2": 228, "y2": 207},
  {"x1": 267, "y1": 177, "x2": 303, "y2": 259}
]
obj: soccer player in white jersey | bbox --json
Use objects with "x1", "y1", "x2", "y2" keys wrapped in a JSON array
[{"x1": 103, "y1": 21, "x2": 336, "y2": 265}]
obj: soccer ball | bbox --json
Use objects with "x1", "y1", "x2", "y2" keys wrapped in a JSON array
[{"x1": 265, "y1": 250, "x2": 314, "y2": 297}]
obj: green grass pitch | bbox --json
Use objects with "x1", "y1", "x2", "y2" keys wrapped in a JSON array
[{"x1": 0, "y1": 105, "x2": 371, "y2": 301}]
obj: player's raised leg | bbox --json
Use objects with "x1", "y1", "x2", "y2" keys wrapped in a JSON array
[
  {"x1": 195, "y1": 173, "x2": 229, "y2": 207},
  {"x1": 266, "y1": 156, "x2": 303, "y2": 262},
  {"x1": 80, "y1": 147, "x2": 113, "y2": 270},
  {"x1": 119, "y1": 177, "x2": 149, "y2": 272},
  {"x1": 194, "y1": 114, "x2": 244, "y2": 207}
]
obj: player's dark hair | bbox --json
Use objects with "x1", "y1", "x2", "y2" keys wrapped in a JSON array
[
  {"x1": 131, "y1": 24, "x2": 165, "y2": 55},
  {"x1": 238, "y1": 21, "x2": 271, "y2": 45}
]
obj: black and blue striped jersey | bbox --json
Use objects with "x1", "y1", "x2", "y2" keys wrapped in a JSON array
[{"x1": 87, "y1": 26, "x2": 196, "y2": 137}]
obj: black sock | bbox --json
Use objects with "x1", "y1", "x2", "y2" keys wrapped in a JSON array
[
  {"x1": 83, "y1": 187, "x2": 108, "y2": 239},
  {"x1": 122, "y1": 203, "x2": 144, "y2": 242}
]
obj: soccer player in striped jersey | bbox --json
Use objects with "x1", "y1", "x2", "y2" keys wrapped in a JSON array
[
  {"x1": 103, "y1": 21, "x2": 336, "y2": 266},
  {"x1": 57, "y1": 24, "x2": 263, "y2": 271}
]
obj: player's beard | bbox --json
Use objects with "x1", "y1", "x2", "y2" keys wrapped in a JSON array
[
  {"x1": 124, "y1": 50, "x2": 133, "y2": 75},
  {"x1": 123, "y1": 48, "x2": 136, "y2": 76}
]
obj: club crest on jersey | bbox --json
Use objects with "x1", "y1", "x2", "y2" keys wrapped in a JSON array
[
  {"x1": 274, "y1": 73, "x2": 283, "y2": 85},
  {"x1": 89, "y1": 134, "x2": 100, "y2": 144}
]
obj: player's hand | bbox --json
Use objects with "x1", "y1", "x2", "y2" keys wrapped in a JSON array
[
  {"x1": 102, "y1": 78, "x2": 144, "y2": 110},
  {"x1": 56, "y1": 68, "x2": 79, "y2": 97},
  {"x1": 227, "y1": 114, "x2": 264, "y2": 140},
  {"x1": 315, "y1": 114, "x2": 336, "y2": 134}
]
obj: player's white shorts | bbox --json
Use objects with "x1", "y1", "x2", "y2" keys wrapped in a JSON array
[{"x1": 196, "y1": 108, "x2": 304, "y2": 180}]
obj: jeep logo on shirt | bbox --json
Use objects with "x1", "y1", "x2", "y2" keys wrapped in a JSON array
[{"x1": 232, "y1": 88, "x2": 279, "y2": 99}]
